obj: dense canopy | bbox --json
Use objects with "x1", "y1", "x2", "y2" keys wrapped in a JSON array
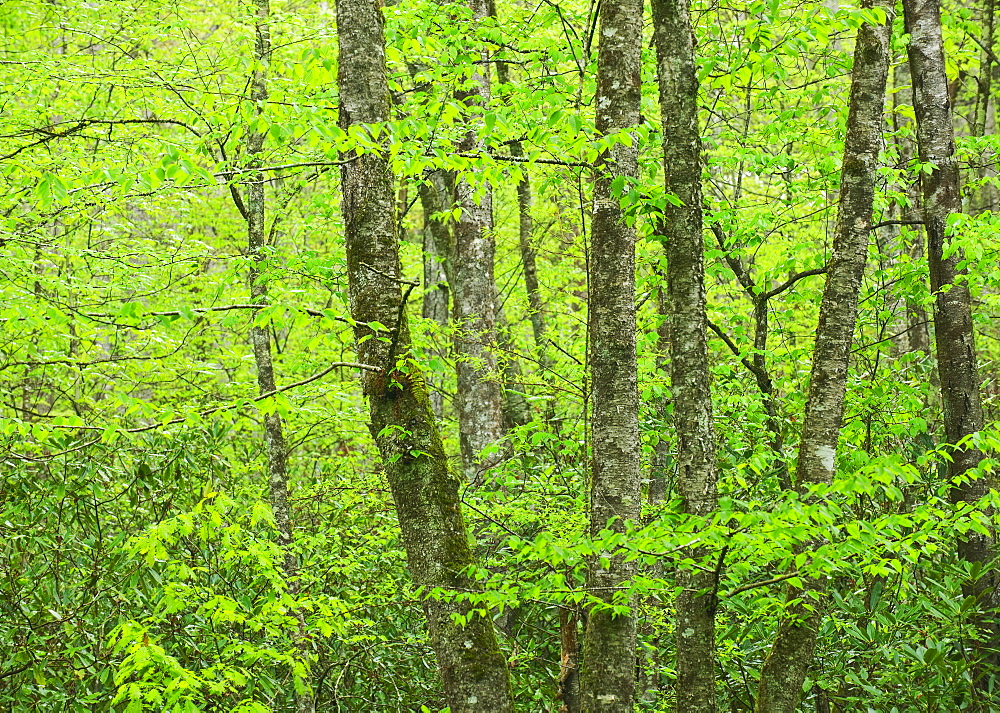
[{"x1": 2, "y1": 0, "x2": 1000, "y2": 710}]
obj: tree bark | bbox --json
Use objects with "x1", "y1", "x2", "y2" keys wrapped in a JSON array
[
  {"x1": 651, "y1": 0, "x2": 719, "y2": 709},
  {"x1": 556, "y1": 607, "x2": 582, "y2": 713},
  {"x1": 419, "y1": 171, "x2": 452, "y2": 419},
  {"x1": 971, "y1": 0, "x2": 996, "y2": 214},
  {"x1": 452, "y1": 0, "x2": 506, "y2": 483},
  {"x1": 242, "y1": 3, "x2": 313, "y2": 710},
  {"x1": 755, "y1": 3, "x2": 894, "y2": 711},
  {"x1": 904, "y1": 0, "x2": 998, "y2": 691},
  {"x1": 577, "y1": 0, "x2": 643, "y2": 710},
  {"x1": 495, "y1": 46, "x2": 554, "y2": 425},
  {"x1": 336, "y1": 2, "x2": 513, "y2": 710}
]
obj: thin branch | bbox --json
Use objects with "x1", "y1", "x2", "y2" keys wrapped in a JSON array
[
  {"x1": 707, "y1": 319, "x2": 768, "y2": 383},
  {"x1": 868, "y1": 219, "x2": 925, "y2": 231},
  {"x1": 724, "y1": 570, "x2": 801, "y2": 597},
  {"x1": 710, "y1": 223, "x2": 757, "y2": 297},
  {"x1": 455, "y1": 151, "x2": 591, "y2": 168},
  {"x1": 761, "y1": 267, "x2": 828, "y2": 302},
  {"x1": 43, "y1": 361, "x2": 381, "y2": 435}
]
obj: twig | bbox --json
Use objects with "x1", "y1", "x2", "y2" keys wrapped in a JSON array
[
  {"x1": 760, "y1": 267, "x2": 827, "y2": 302},
  {"x1": 724, "y1": 570, "x2": 801, "y2": 597}
]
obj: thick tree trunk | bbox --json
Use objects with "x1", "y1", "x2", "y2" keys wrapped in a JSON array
[
  {"x1": 335, "y1": 2, "x2": 513, "y2": 710},
  {"x1": 452, "y1": 0, "x2": 506, "y2": 483},
  {"x1": 577, "y1": 0, "x2": 643, "y2": 710},
  {"x1": 755, "y1": 4, "x2": 894, "y2": 711},
  {"x1": 242, "y1": 3, "x2": 313, "y2": 711},
  {"x1": 651, "y1": 0, "x2": 719, "y2": 709},
  {"x1": 904, "y1": 0, "x2": 998, "y2": 690}
]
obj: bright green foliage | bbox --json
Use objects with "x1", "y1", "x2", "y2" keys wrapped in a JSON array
[{"x1": 2, "y1": 0, "x2": 1000, "y2": 710}]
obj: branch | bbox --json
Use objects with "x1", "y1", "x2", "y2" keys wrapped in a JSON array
[
  {"x1": 710, "y1": 223, "x2": 757, "y2": 297},
  {"x1": 868, "y1": 219, "x2": 924, "y2": 231},
  {"x1": 724, "y1": 570, "x2": 801, "y2": 597},
  {"x1": 0, "y1": 303, "x2": 350, "y2": 326},
  {"x1": 761, "y1": 267, "x2": 828, "y2": 302},
  {"x1": 707, "y1": 319, "x2": 768, "y2": 383},
  {"x1": 44, "y1": 361, "x2": 381, "y2": 435},
  {"x1": 454, "y1": 151, "x2": 591, "y2": 168}
]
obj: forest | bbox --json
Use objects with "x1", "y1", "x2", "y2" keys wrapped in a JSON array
[{"x1": 2, "y1": 0, "x2": 1000, "y2": 710}]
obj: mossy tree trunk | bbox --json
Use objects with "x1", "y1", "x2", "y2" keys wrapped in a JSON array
[
  {"x1": 755, "y1": 2, "x2": 894, "y2": 710},
  {"x1": 335, "y1": 1, "x2": 513, "y2": 710},
  {"x1": 452, "y1": 0, "x2": 506, "y2": 483},
  {"x1": 577, "y1": 0, "x2": 643, "y2": 710},
  {"x1": 419, "y1": 170, "x2": 452, "y2": 418},
  {"x1": 904, "y1": 0, "x2": 999, "y2": 692},
  {"x1": 651, "y1": 0, "x2": 719, "y2": 709}
]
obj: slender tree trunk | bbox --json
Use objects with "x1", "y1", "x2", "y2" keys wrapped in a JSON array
[
  {"x1": 496, "y1": 305, "x2": 534, "y2": 428},
  {"x1": 904, "y1": 0, "x2": 999, "y2": 693},
  {"x1": 755, "y1": 4, "x2": 894, "y2": 711},
  {"x1": 973, "y1": 0, "x2": 995, "y2": 140},
  {"x1": 452, "y1": 0, "x2": 506, "y2": 483},
  {"x1": 886, "y1": 61, "x2": 934, "y2": 356},
  {"x1": 242, "y1": 4, "x2": 313, "y2": 711},
  {"x1": 577, "y1": 0, "x2": 643, "y2": 710},
  {"x1": 652, "y1": 0, "x2": 719, "y2": 709},
  {"x1": 556, "y1": 607, "x2": 582, "y2": 713},
  {"x1": 335, "y1": 2, "x2": 513, "y2": 710},
  {"x1": 972, "y1": 0, "x2": 996, "y2": 214},
  {"x1": 419, "y1": 171, "x2": 453, "y2": 418}
]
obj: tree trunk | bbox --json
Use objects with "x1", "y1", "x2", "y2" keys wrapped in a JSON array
[
  {"x1": 755, "y1": 3, "x2": 894, "y2": 711},
  {"x1": 577, "y1": 0, "x2": 643, "y2": 710},
  {"x1": 336, "y1": 2, "x2": 513, "y2": 710},
  {"x1": 242, "y1": 3, "x2": 312, "y2": 710},
  {"x1": 556, "y1": 607, "x2": 582, "y2": 713},
  {"x1": 971, "y1": 0, "x2": 996, "y2": 214},
  {"x1": 651, "y1": 0, "x2": 719, "y2": 709},
  {"x1": 419, "y1": 171, "x2": 452, "y2": 419},
  {"x1": 904, "y1": 0, "x2": 998, "y2": 691},
  {"x1": 452, "y1": 0, "x2": 506, "y2": 483}
]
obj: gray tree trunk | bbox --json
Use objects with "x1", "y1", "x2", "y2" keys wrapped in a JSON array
[
  {"x1": 242, "y1": 3, "x2": 313, "y2": 710},
  {"x1": 495, "y1": 49, "x2": 554, "y2": 425},
  {"x1": 971, "y1": 0, "x2": 996, "y2": 214},
  {"x1": 336, "y1": 2, "x2": 513, "y2": 710},
  {"x1": 577, "y1": 0, "x2": 643, "y2": 710},
  {"x1": 651, "y1": 0, "x2": 719, "y2": 709},
  {"x1": 904, "y1": 0, "x2": 999, "y2": 690},
  {"x1": 419, "y1": 172, "x2": 452, "y2": 418},
  {"x1": 755, "y1": 3, "x2": 894, "y2": 711},
  {"x1": 452, "y1": 0, "x2": 506, "y2": 483}
]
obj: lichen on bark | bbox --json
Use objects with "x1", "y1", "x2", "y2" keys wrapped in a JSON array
[{"x1": 336, "y1": 1, "x2": 513, "y2": 710}]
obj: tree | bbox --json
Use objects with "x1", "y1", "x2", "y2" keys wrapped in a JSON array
[
  {"x1": 904, "y1": 0, "x2": 998, "y2": 691},
  {"x1": 651, "y1": 0, "x2": 719, "y2": 708},
  {"x1": 756, "y1": 1, "x2": 895, "y2": 708},
  {"x1": 336, "y1": 0, "x2": 513, "y2": 709},
  {"x1": 239, "y1": 2, "x2": 313, "y2": 709},
  {"x1": 578, "y1": 0, "x2": 643, "y2": 709},
  {"x1": 452, "y1": 0, "x2": 507, "y2": 483}
]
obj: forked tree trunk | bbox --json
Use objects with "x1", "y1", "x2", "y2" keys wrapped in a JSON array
[
  {"x1": 577, "y1": 0, "x2": 643, "y2": 710},
  {"x1": 336, "y1": 2, "x2": 513, "y2": 710},
  {"x1": 651, "y1": 0, "x2": 719, "y2": 709},
  {"x1": 755, "y1": 3, "x2": 894, "y2": 711},
  {"x1": 903, "y1": 0, "x2": 999, "y2": 689},
  {"x1": 452, "y1": 0, "x2": 506, "y2": 483},
  {"x1": 241, "y1": 3, "x2": 312, "y2": 710}
]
